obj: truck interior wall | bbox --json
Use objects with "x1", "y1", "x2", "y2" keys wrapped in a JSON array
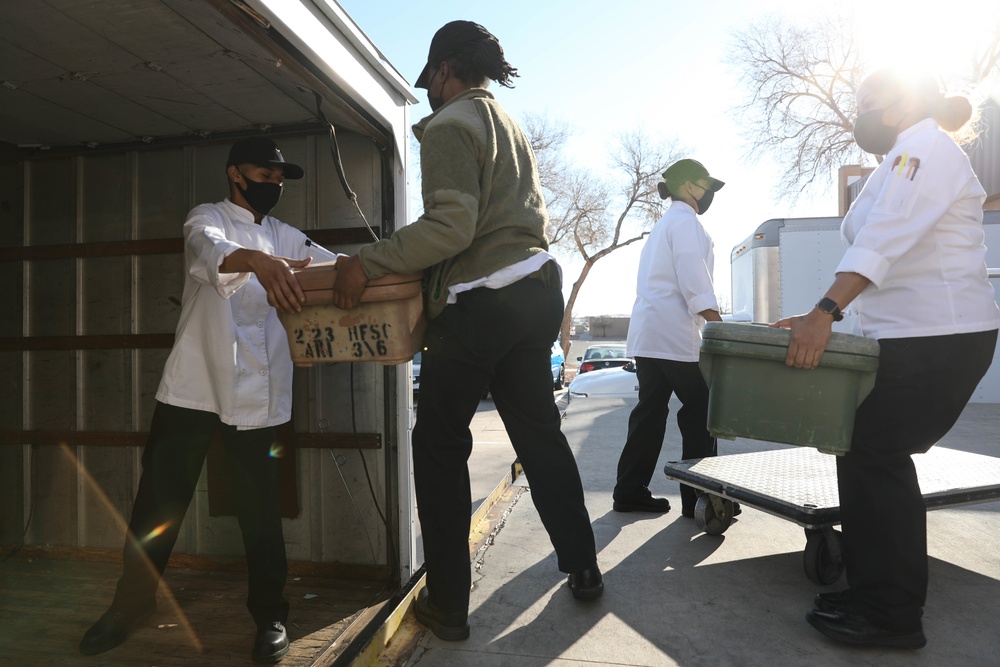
[
  {"x1": 2, "y1": 130, "x2": 396, "y2": 568},
  {"x1": 0, "y1": 156, "x2": 24, "y2": 543}
]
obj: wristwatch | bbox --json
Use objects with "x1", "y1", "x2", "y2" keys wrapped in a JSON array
[{"x1": 815, "y1": 297, "x2": 844, "y2": 322}]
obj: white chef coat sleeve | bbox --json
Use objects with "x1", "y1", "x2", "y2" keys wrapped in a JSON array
[
  {"x1": 836, "y1": 137, "x2": 966, "y2": 287},
  {"x1": 184, "y1": 208, "x2": 251, "y2": 298},
  {"x1": 670, "y1": 219, "x2": 719, "y2": 316}
]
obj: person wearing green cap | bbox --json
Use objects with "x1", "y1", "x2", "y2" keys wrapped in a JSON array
[{"x1": 613, "y1": 159, "x2": 727, "y2": 518}]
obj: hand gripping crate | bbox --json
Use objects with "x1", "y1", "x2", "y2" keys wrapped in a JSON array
[{"x1": 278, "y1": 261, "x2": 425, "y2": 367}]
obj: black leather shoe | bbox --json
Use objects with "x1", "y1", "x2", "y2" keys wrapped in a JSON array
[
  {"x1": 806, "y1": 609, "x2": 926, "y2": 649},
  {"x1": 252, "y1": 621, "x2": 290, "y2": 663},
  {"x1": 814, "y1": 589, "x2": 853, "y2": 613},
  {"x1": 567, "y1": 564, "x2": 604, "y2": 601},
  {"x1": 79, "y1": 606, "x2": 155, "y2": 656},
  {"x1": 414, "y1": 588, "x2": 470, "y2": 641},
  {"x1": 613, "y1": 487, "x2": 670, "y2": 513}
]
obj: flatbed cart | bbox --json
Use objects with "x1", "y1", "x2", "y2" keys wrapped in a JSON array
[{"x1": 663, "y1": 446, "x2": 1000, "y2": 585}]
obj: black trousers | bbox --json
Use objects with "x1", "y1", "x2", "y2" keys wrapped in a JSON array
[
  {"x1": 841, "y1": 329, "x2": 996, "y2": 631},
  {"x1": 111, "y1": 402, "x2": 289, "y2": 627},
  {"x1": 413, "y1": 266, "x2": 597, "y2": 614},
  {"x1": 615, "y1": 356, "x2": 718, "y2": 512}
]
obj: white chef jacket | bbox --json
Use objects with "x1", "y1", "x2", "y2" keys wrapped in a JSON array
[
  {"x1": 627, "y1": 200, "x2": 719, "y2": 362},
  {"x1": 837, "y1": 118, "x2": 1000, "y2": 339},
  {"x1": 155, "y1": 199, "x2": 339, "y2": 429}
]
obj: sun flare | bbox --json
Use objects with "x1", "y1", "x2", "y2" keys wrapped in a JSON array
[{"x1": 851, "y1": 0, "x2": 1000, "y2": 98}]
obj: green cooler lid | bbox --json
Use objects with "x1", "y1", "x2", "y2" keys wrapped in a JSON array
[{"x1": 702, "y1": 322, "x2": 879, "y2": 358}]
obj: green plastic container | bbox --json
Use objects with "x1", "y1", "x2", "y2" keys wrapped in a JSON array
[{"x1": 699, "y1": 322, "x2": 880, "y2": 455}]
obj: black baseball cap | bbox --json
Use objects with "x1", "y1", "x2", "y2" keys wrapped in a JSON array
[
  {"x1": 415, "y1": 20, "x2": 498, "y2": 89},
  {"x1": 227, "y1": 137, "x2": 304, "y2": 180},
  {"x1": 662, "y1": 159, "x2": 724, "y2": 192}
]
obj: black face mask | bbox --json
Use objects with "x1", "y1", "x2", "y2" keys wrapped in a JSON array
[
  {"x1": 695, "y1": 189, "x2": 714, "y2": 214},
  {"x1": 853, "y1": 108, "x2": 901, "y2": 156},
  {"x1": 237, "y1": 169, "x2": 283, "y2": 216},
  {"x1": 428, "y1": 69, "x2": 446, "y2": 112}
]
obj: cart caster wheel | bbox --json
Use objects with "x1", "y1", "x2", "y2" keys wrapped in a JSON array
[
  {"x1": 694, "y1": 494, "x2": 734, "y2": 536},
  {"x1": 804, "y1": 527, "x2": 844, "y2": 585}
]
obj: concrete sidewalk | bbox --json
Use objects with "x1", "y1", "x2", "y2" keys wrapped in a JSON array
[{"x1": 401, "y1": 398, "x2": 1000, "y2": 667}]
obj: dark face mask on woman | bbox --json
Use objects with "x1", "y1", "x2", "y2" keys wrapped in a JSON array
[
  {"x1": 853, "y1": 107, "x2": 901, "y2": 156},
  {"x1": 237, "y1": 169, "x2": 283, "y2": 216},
  {"x1": 695, "y1": 189, "x2": 715, "y2": 214}
]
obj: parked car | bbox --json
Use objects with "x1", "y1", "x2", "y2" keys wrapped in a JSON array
[
  {"x1": 568, "y1": 361, "x2": 640, "y2": 399},
  {"x1": 576, "y1": 343, "x2": 632, "y2": 374},
  {"x1": 416, "y1": 344, "x2": 564, "y2": 398},
  {"x1": 551, "y1": 342, "x2": 566, "y2": 389},
  {"x1": 411, "y1": 350, "x2": 421, "y2": 395}
]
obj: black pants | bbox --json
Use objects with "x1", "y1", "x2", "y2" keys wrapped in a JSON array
[
  {"x1": 111, "y1": 402, "x2": 289, "y2": 627},
  {"x1": 615, "y1": 356, "x2": 718, "y2": 513},
  {"x1": 841, "y1": 329, "x2": 996, "y2": 631},
  {"x1": 414, "y1": 266, "x2": 597, "y2": 614}
]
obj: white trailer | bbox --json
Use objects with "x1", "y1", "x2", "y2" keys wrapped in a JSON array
[
  {"x1": 0, "y1": 1, "x2": 424, "y2": 662},
  {"x1": 731, "y1": 213, "x2": 1000, "y2": 402}
]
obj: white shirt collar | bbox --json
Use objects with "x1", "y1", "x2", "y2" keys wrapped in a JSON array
[{"x1": 222, "y1": 197, "x2": 258, "y2": 225}]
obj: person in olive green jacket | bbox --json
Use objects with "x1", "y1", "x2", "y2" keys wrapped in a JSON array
[{"x1": 332, "y1": 20, "x2": 601, "y2": 642}]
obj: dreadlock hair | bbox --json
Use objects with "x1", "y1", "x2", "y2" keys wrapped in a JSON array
[{"x1": 447, "y1": 38, "x2": 519, "y2": 89}]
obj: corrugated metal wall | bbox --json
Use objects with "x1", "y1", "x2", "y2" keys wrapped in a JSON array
[
  {"x1": 2, "y1": 133, "x2": 395, "y2": 566},
  {"x1": 968, "y1": 98, "x2": 1000, "y2": 200}
]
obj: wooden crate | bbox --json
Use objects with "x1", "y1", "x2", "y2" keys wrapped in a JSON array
[{"x1": 278, "y1": 262, "x2": 425, "y2": 367}]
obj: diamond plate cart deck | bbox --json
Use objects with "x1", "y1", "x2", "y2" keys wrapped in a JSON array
[{"x1": 662, "y1": 446, "x2": 1000, "y2": 584}]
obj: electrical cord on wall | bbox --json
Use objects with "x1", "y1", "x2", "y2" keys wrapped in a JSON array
[
  {"x1": 313, "y1": 91, "x2": 379, "y2": 242},
  {"x1": 319, "y1": 365, "x2": 395, "y2": 568},
  {"x1": 309, "y1": 91, "x2": 398, "y2": 571}
]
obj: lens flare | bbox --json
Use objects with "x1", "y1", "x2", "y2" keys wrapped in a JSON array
[
  {"x1": 268, "y1": 442, "x2": 285, "y2": 458},
  {"x1": 141, "y1": 522, "x2": 172, "y2": 544}
]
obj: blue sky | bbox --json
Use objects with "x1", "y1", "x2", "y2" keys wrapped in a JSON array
[{"x1": 334, "y1": 0, "x2": 993, "y2": 315}]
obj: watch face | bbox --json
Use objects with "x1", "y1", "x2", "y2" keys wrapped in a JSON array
[{"x1": 817, "y1": 298, "x2": 843, "y2": 321}]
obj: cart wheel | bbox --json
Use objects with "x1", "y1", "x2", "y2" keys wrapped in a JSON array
[
  {"x1": 694, "y1": 494, "x2": 734, "y2": 536},
  {"x1": 803, "y1": 528, "x2": 844, "y2": 585}
]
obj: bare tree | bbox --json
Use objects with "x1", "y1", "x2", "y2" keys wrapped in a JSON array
[
  {"x1": 728, "y1": 11, "x2": 1000, "y2": 201},
  {"x1": 728, "y1": 13, "x2": 865, "y2": 200},
  {"x1": 525, "y1": 115, "x2": 683, "y2": 357}
]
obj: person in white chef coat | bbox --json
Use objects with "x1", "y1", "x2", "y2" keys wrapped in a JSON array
[
  {"x1": 613, "y1": 159, "x2": 726, "y2": 517},
  {"x1": 80, "y1": 137, "x2": 339, "y2": 664},
  {"x1": 774, "y1": 68, "x2": 999, "y2": 650}
]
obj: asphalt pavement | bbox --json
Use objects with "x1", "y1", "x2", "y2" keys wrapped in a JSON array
[{"x1": 403, "y1": 393, "x2": 1000, "y2": 667}]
